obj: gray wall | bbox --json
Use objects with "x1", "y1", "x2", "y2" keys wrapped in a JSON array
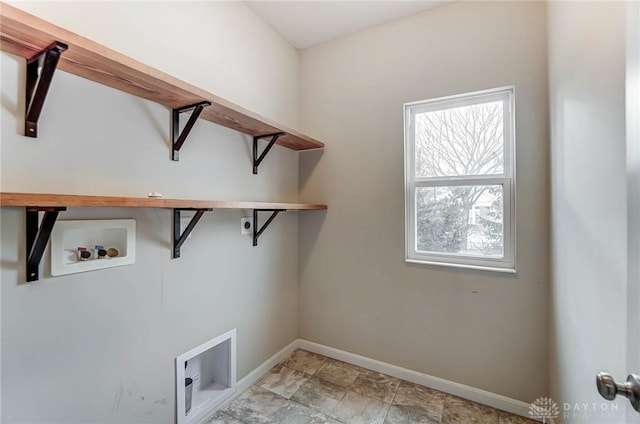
[
  {"x1": 1, "y1": 2, "x2": 303, "y2": 423},
  {"x1": 548, "y1": 2, "x2": 630, "y2": 421},
  {"x1": 298, "y1": 1, "x2": 549, "y2": 403}
]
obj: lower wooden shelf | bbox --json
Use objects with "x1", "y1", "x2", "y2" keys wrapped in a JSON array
[
  {"x1": 0, "y1": 192, "x2": 327, "y2": 211},
  {"x1": 0, "y1": 192, "x2": 327, "y2": 282}
]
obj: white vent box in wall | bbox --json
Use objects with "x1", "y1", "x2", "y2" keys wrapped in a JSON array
[
  {"x1": 176, "y1": 329, "x2": 237, "y2": 424},
  {"x1": 50, "y1": 219, "x2": 136, "y2": 276}
]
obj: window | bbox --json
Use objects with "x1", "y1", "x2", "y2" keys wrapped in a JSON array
[{"x1": 404, "y1": 87, "x2": 515, "y2": 272}]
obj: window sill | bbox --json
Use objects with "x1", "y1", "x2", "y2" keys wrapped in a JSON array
[{"x1": 405, "y1": 258, "x2": 517, "y2": 274}]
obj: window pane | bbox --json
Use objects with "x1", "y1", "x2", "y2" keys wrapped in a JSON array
[
  {"x1": 414, "y1": 101, "x2": 504, "y2": 178},
  {"x1": 415, "y1": 185, "x2": 504, "y2": 258}
]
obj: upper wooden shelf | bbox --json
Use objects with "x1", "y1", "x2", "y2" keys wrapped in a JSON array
[
  {"x1": 0, "y1": 2, "x2": 324, "y2": 151},
  {"x1": 0, "y1": 192, "x2": 327, "y2": 211}
]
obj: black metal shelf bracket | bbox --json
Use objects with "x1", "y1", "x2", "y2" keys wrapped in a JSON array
[
  {"x1": 26, "y1": 206, "x2": 66, "y2": 282},
  {"x1": 172, "y1": 208, "x2": 212, "y2": 258},
  {"x1": 253, "y1": 132, "x2": 285, "y2": 174},
  {"x1": 253, "y1": 209, "x2": 285, "y2": 246},
  {"x1": 25, "y1": 41, "x2": 68, "y2": 138},
  {"x1": 171, "y1": 101, "x2": 211, "y2": 161}
]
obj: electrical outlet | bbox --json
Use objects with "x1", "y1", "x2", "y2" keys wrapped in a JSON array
[
  {"x1": 180, "y1": 217, "x2": 193, "y2": 239},
  {"x1": 241, "y1": 217, "x2": 252, "y2": 235}
]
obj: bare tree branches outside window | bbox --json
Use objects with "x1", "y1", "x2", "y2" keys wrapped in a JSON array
[{"x1": 414, "y1": 101, "x2": 505, "y2": 257}]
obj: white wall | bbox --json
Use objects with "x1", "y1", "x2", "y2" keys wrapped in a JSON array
[
  {"x1": 298, "y1": 1, "x2": 549, "y2": 402},
  {"x1": 6, "y1": 1, "x2": 299, "y2": 129},
  {"x1": 548, "y1": 2, "x2": 629, "y2": 421},
  {"x1": 627, "y1": 0, "x2": 640, "y2": 388},
  {"x1": 1, "y1": 2, "x2": 302, "y2": 423}
]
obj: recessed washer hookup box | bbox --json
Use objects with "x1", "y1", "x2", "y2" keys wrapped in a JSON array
[{"x1": 50, "y1": 219, "x2": 136, "y2": 276}]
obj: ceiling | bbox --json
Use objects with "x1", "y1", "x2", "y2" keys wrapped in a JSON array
[{"x1": 245, "y1": 1, "x2": 449, "y2": 50}]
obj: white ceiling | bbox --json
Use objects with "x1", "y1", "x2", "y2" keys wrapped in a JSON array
[{"x1": 245, "y1": 1, "x2": 449, "y2": 50}]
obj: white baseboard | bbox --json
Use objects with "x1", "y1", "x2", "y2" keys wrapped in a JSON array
[
  {"x1": 211, "y1": 338, "x2": 533, "y2": 421},
  {"x1": 296, "y1": 339, "x2": 533, "y2": 419}
]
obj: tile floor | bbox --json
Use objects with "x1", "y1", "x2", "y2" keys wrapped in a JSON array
[{"x1": 205, "y1": 349, "x2": 537, "y2": 424}]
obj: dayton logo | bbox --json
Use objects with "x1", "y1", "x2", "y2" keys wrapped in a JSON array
[{"x1": 529, "y1": 397, "x2": 560, "y2": 423}]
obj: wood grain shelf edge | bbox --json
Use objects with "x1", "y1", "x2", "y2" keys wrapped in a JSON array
[
  {"x1": 0, "y1": 193, "x2": 327, "y2": 211},
  {"x1": 0, "y1": 2, "x2": 324, "y2": 151}
]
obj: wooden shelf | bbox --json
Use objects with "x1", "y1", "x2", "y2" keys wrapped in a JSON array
[
  {"x1": 0, "y1": 2, "x2": 324, "y2": 151},
  {"x1": 2, "y1": 192, "x2": 327, "y2": 281},
  {"x1": 0, "y1": 3, "x2": 328, "y2": 280},
  {"x1": 0, "y1": 192, "x2": 327, "y2": 211}
]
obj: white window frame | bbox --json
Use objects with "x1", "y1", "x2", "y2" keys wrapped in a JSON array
[{"x1": 404, "y1": 86, "x2": 516, "y2": 273}]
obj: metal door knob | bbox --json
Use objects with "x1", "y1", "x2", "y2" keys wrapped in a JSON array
[{"x1": 596, "y1": 372, "x2": 640, "y2": 412}]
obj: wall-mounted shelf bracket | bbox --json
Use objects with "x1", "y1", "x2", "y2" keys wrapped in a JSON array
[
  {"x1": 26, "y1": 206, "x2": 66, "y2": 282},
  {"x1": 172, "y1": 208, "x2": 212, "y2": 258},
  {"x1": 171, "y1": 101, "x2": 212, "y2": 161},
  {"x1": 253, "y1": 132, "x2": 285, "y2": 174},
  {"x1": 25, "y1": 41, "x2": 68, "y2": 138},
  {"x1": 252, "y1": 209, "x2": 285, "y2": 246}
]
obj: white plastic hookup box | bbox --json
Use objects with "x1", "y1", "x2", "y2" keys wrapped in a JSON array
[
  {"x1": 176, "y1": 328, "x2": 237, "y2": 424},
  {"x1": 50, "y1": 219, "x2": 136, "y2": 276}
]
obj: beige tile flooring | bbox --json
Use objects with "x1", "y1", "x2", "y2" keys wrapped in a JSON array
[{"x1": 205, "y1": 349, "x2": 536, "y2": 424}]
